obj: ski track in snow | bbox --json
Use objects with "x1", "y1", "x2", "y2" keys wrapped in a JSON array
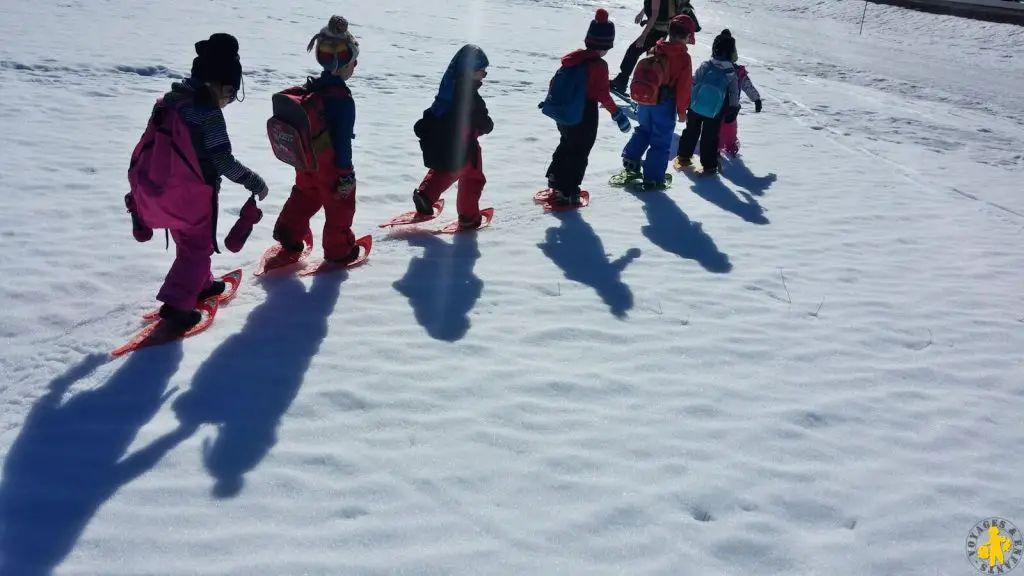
[{"x1": 0, "y1": 0, "x2": 1022, "y2": 574}]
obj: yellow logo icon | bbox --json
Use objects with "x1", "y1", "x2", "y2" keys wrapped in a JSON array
[{"x1": 966, "y1": 518, "x2": 1022, "y2": 573}]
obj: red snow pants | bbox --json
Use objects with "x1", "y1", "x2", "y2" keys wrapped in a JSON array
[
  {"x1": 416, "y1": 149, "x2": 485, "y2": 219},
  {"x1": 157, "y1": 220, "x2": 215, "y2": 311},
  {"x1": 719, "y1": 119, "x2": 740, "y2": 156},
  {"x1": 274, "y1": 170, "x2": 356, "y2": 260}
]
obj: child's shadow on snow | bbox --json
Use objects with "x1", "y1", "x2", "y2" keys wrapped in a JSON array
[
  {"x1": 719, "y1": 154, "x2": 777, "y2": 196},
  {"x1": 687, "y1": 173, "x2": 770, "y2": 225},
  {"x1": 0, "y1": 347, "x2": 190, "y2": 576},
  {"x1": 171, "y1": 273, "x2": 344, "y2": 498},
  {"x1": 627, "y1": 188, "x2": 732, "y2": 273},
  {"x1": 393, "y1": 231, "x2": 484, "y2": 342},
  {"x1": 538, "y1": 210, "x2": 640, "y2": 319}
]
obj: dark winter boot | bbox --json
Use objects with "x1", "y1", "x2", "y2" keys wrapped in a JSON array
[
  {"x1": 158, "y1": 305, "x2": 202, "y2": 331},
  {"x1": 553, "y1": 189, "x2": 581, "y2": 206},
  {"x1": 609, "y1": 76, "x2": 627, "y2": 98},
  {"x1": 197, "y1": 280, "x2": 226, "y2": 302},
  {"x1": 326, "y1": 244, "x2": 361, "y2": 266},
  {"x1": 272, "y1": 227, "x2": 306, "y2": 253},
  {"x1": 412, "y1": 189, "x2": 434, "y2": 216},
  {"x1": 458, "y1": 214, "x2": 482, "y2": 230}
]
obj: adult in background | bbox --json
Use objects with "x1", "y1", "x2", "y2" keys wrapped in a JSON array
[{"x1": 610, "y1": 0, "x2": 701, "y2": 97}]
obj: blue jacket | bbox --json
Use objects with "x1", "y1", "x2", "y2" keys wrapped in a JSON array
[{"x1": 308, "y1": 71, "x2": 355, "y2": 173}]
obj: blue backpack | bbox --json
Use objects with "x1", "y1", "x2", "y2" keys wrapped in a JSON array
[
  {"x1": 689, "y1": 63, "x2": 731, "y2": 119},
  {"x1": 539, "y1": 61, "x2": 590, "y2": 126}
]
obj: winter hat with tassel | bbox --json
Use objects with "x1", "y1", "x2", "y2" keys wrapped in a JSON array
[{"x1": 307, "y1": 15, "x2": 360, "y2": 72}]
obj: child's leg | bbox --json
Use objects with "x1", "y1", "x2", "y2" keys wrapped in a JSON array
[
  {"x1": 566, "y1": 102, "x2": 599, "y2": 193},
  {"x1": 273, "y1": 173, "x2": 323, "y2": 250},
  {"x1": 157, "y1": 223, "x2": 214, "y2": 312},
  {"x1": 621, "y1": 105, "x2": 653, "y2": 167},
  {"x1": 455, "y1": 150, "x2": 486, "y2": 219},
  {"x1": 547, "y1": 124, "x2": 573, "y2": 189},
  {"x1": 719, "y1": 120, "x2": 738, "y2": 155},
  {"x1": 700, "y1": 114, "x2": 725, "y2": 171},
  {"x1": 318, "y1": 178, "x2": 357, "y2": 261},
  {"x1": 642, "y1": 100, "x2": 677, "y2": 182},
  {"x1": 676, "y1": 110, "x2": 705, "y2": 162},
  {"x1": 416, "y1": 168, "x2": 459, "y2": 204}
]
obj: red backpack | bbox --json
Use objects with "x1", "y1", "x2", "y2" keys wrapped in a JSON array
[
  {"x1": 630, "y1": 53, "x2": 671, "y2": 106},
  {"x1": 266, "y1": 81, "x2": 350, "y2": 172}
]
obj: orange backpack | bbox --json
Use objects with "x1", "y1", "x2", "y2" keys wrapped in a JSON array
[{"x1": 630, "y1": 53, "x2": 671, "y2": 106}]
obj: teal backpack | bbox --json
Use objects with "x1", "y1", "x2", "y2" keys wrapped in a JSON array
[{"x1": 689, "y1": 63, "x2": 731, "y2": 118}]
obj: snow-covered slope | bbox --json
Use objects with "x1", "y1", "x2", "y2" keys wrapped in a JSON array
[{"x1": 0, "y1": 0, "x2": 1021, "y2": 574}]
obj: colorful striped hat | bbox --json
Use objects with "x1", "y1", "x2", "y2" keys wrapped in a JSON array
[{"x1": 307, "y1": 15, "x2": 359, "y2": 71}]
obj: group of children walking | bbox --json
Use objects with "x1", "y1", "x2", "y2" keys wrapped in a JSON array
[{"x1": 124, "y1": 7, "x2": 762, "y2": 331}]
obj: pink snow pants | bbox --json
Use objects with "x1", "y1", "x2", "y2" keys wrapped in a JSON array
[
  {"x1": 719, "y1": 119, "x2": 739, "y2": 156},
  {"x1": 157, "y1": 222, "x2": 214, "y2": 311}
]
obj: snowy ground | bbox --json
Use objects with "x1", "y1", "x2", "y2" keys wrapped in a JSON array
[{"x1": 1, "y1": 0, "x2": 1022, "y2": 574}]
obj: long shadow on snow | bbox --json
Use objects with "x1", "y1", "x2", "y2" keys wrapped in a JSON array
[
  {"x1": 537, "y1": 210, "x2": 641, "y2": 319},
  {"x1": 687, "y1": 173, "x2": 770, "y2": 225},
  {"x1": 171, "y1": 273, "x2": 344, "y2": 498},
  {"x1": 392, "y1": 231, "x2": 483, "y2": 342},
  {"x1": 627, "y1": 188, "x2": 732, "y2": 273},
  {"x1": 719, "y1": 154, "x2": 777, "y2": 196},
  {"x1": 0, "y1": 347, "x2": 191, "y2": 576}
]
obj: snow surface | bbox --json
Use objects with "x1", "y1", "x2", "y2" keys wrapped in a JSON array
[{"x1": 1, "y1": 0, "x2": 1022, "y2": 574}]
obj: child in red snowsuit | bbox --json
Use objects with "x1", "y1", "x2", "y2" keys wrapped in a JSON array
[
  {"x1": 272, "y1": 16, "x2": 362, "y2": 264},
  {"x1": 412, "y1": 44, "x2": 492, "y2": 230},
  {"x1": 126, "y1": 33, "x2": 269, "y2": 330}
]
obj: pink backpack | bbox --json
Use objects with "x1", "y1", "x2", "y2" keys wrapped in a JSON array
[{"x1": 127, "y1": 97, "x2": 213, "y2": 230}]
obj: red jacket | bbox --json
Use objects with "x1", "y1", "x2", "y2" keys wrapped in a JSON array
[
  {"x1": 560, "y1": 49, "x2": 620, "y2": 117},
  {"x1": 648, "y1": 39, "x2": 693, "y2": 117}
]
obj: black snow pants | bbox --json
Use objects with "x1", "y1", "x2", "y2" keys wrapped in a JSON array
[{"x1": 546, "y1": 99, "x2": 599, "y2": 194}]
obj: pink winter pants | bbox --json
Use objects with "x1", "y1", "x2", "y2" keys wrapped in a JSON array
[
  {"x1": 157, "y1": 223, "x2": 214, "y2": 311},
  {"x1": 719, "y1": 120, "x2": 739, "y2": 155}
]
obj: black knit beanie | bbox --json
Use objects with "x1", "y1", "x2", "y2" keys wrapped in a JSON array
[
  {"x1": 585, "y1": 9, "x2": 615, "y2": 51},
  {"x1": 712, "y1": 29, "x2": 736, "y2": 61},
  {"x1": 191, "y1": 33, "x2": 242, "y2": 91}
]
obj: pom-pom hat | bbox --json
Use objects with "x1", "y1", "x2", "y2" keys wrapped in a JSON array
[
  {"x1": 307, "y1": 15, "x2": 360, "y2": 71},
  {"x1": 585, "y1": 9, "x2": 615, "y2": 51}
]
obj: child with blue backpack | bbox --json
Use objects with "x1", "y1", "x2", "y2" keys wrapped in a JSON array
[
  {"x1": 672, "y1": 29, "x2": 741, "y2": 176},
  {"x1": 126, "y1": 33, "x2": 269, "y2": 330},
  {"x1": 540, "y1": 9, "x2": 632, "y2": 207}
]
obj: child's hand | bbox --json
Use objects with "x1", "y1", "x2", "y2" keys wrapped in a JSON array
[
  {"x1": 755, "y1": 99, "x2": 763, "y2": 113},
  {"x1": 611, "y1": 109, "x2": 631, "y2": 133},
  {"x1": 255, "y1": 183, "x2": 269, "y2": 201}
]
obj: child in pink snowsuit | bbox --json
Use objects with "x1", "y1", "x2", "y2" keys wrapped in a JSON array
[
  {"x1": 127, "y1": 33, "x2": 268, "y2": 330},
  {"x1": 716, "y1": 30, "x2": 762, "y2": 157}
]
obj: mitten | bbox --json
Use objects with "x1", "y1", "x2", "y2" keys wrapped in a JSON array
[
  {"x1": 335, "y1": 172, "x2": 356, "y2": 198},
  {"x1": 224, "y1": 194, "x2": 263, "y2": 253},
  {"x1": 611, "y1": 109, "x2": 631, "y2": 133},
  {"x1": 724, "y1": 106, "x2": 740, "y2": 124},
  {"x1": 755, "y1": 99, "x2": 762, "y2": 113}
]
